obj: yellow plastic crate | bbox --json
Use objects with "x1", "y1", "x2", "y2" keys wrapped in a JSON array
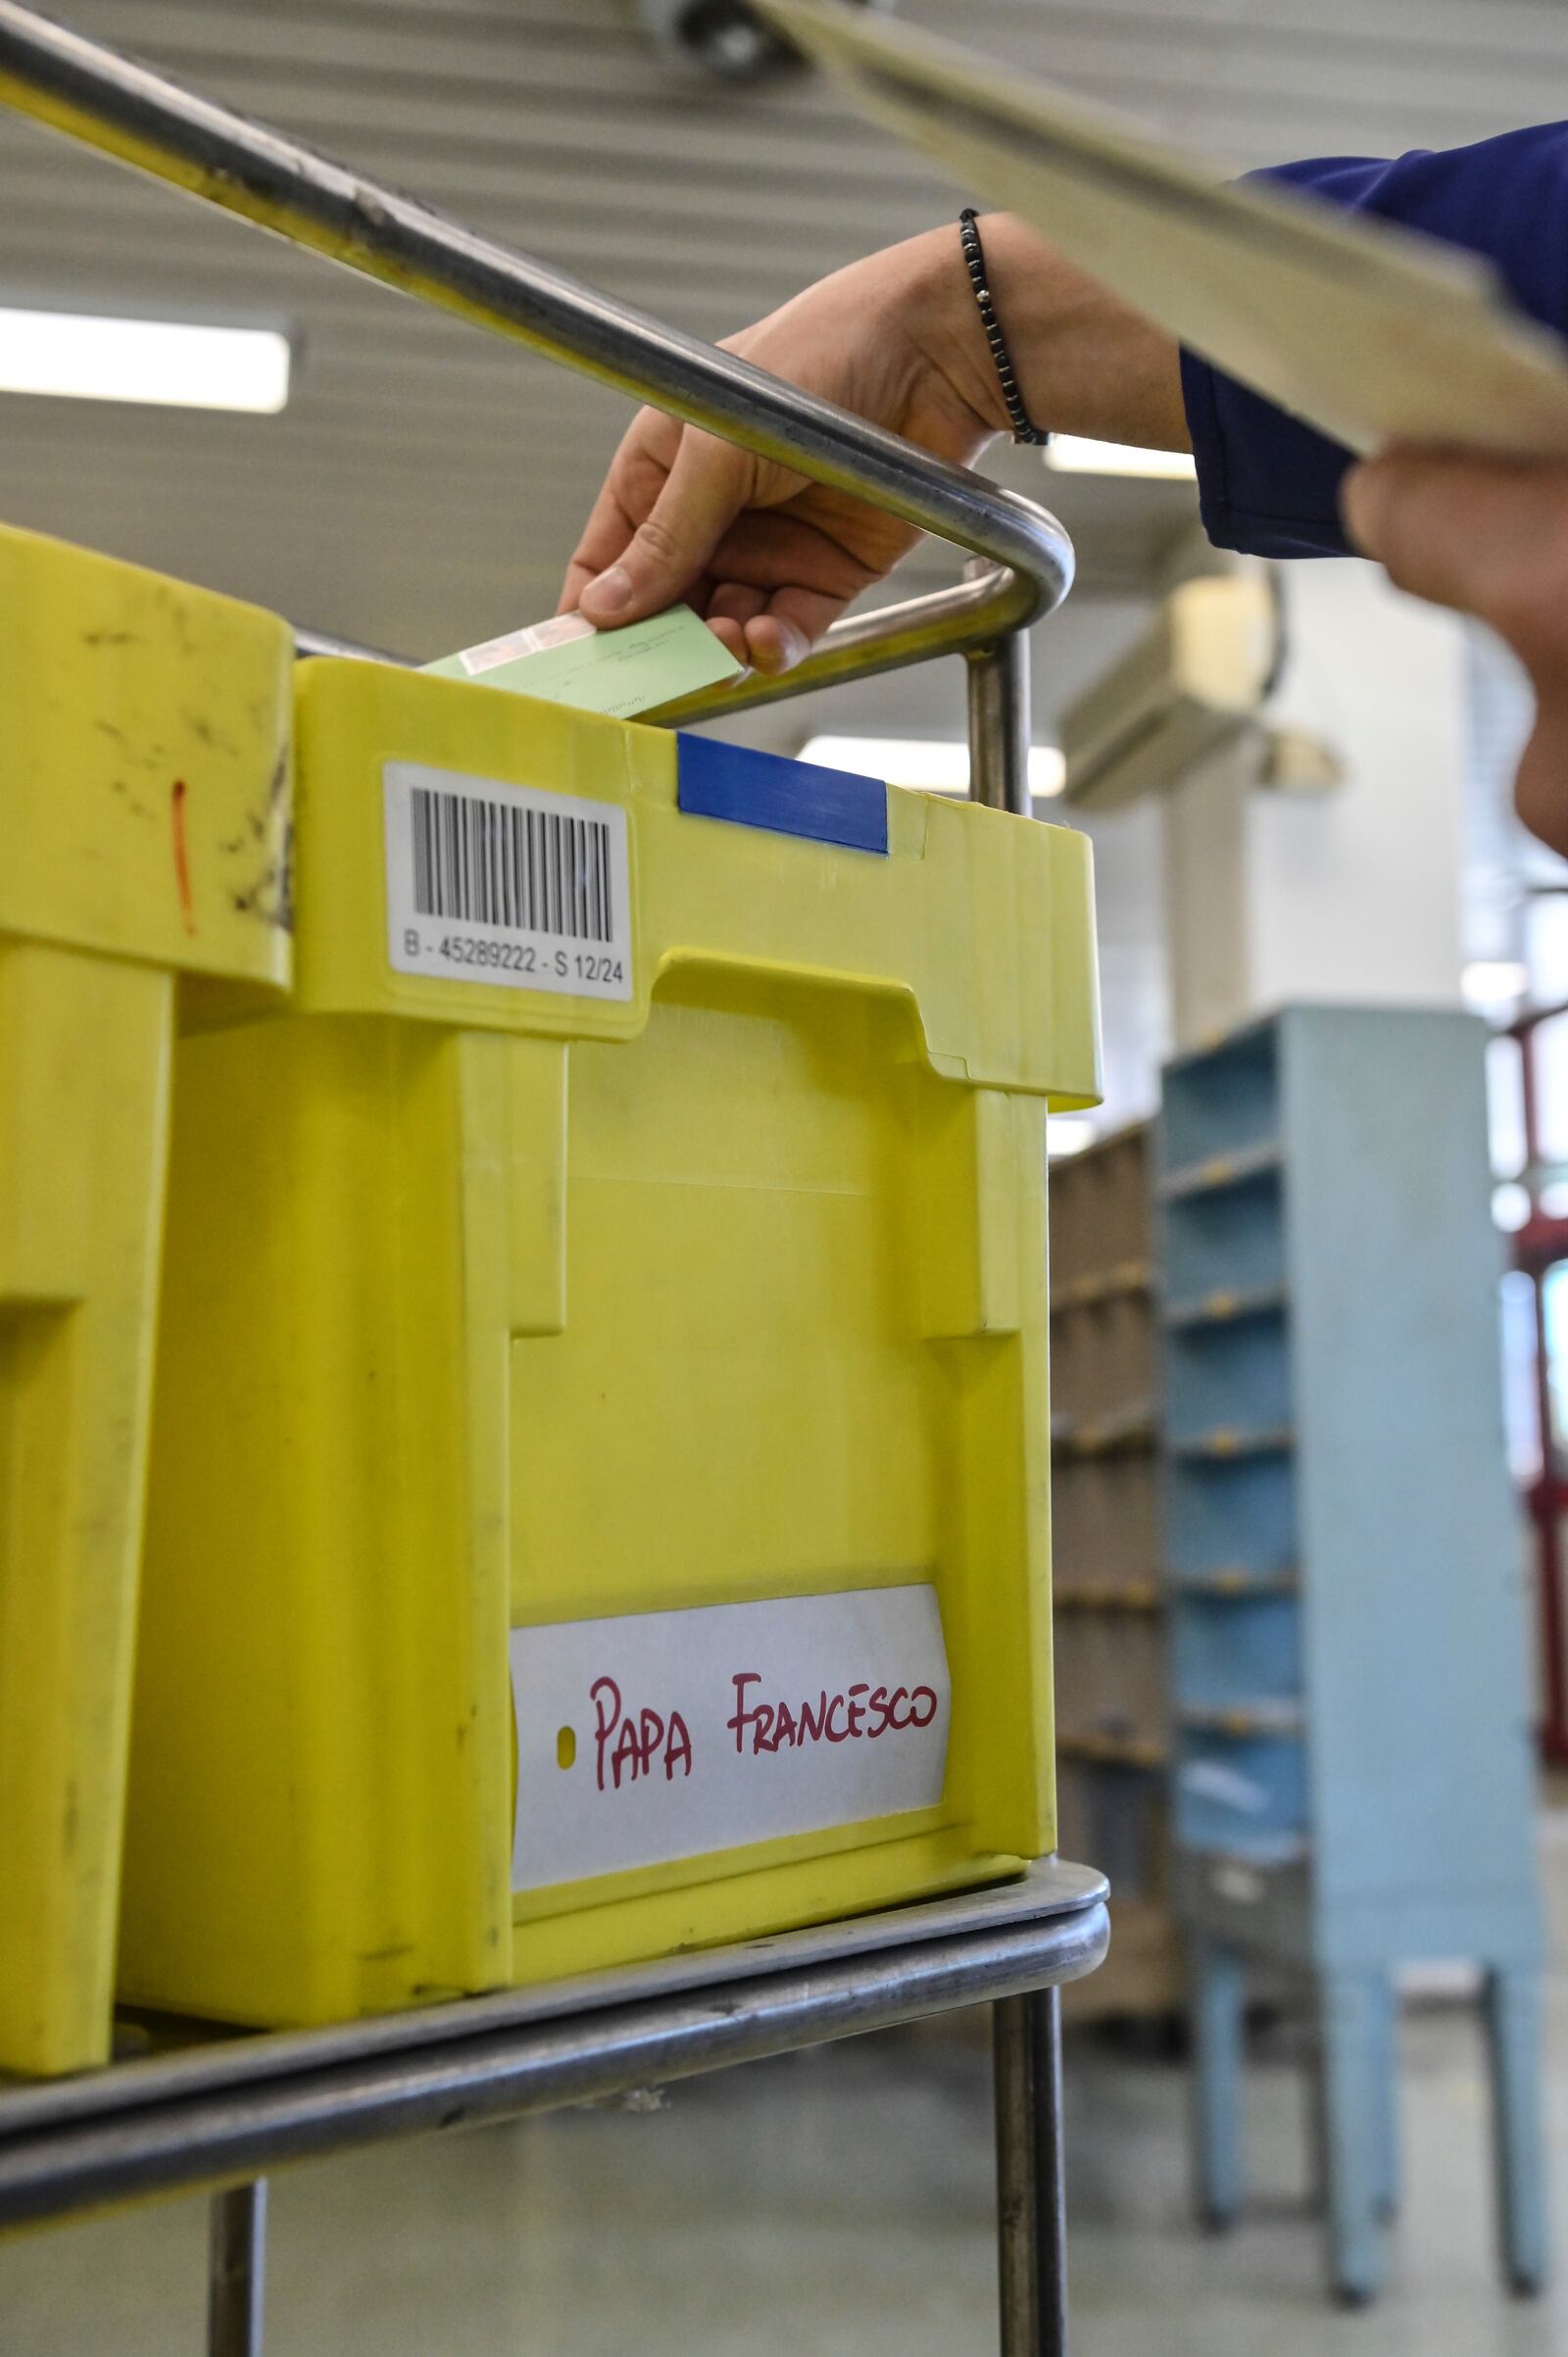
[
  {"x1": 120, "y1": 660, "x2": 1099, "y2": 2030},
  {"x1": 0, "y1": 523, "x2": 293, "y2": 2076}
]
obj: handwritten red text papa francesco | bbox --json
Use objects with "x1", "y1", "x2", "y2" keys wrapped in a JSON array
[{"x1": 590, "y1": 1671, "x2": 941, "y2": 1792}]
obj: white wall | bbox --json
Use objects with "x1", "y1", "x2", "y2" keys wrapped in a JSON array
[
  {"x1": 1164, "y1": 561, "x2": 1468, "y2": 1052},
  {"x1": 1250, "y1": 561, "x2": 1468, "y2": 1011}
]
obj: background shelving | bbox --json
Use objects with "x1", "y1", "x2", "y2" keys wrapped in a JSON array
[
  {"x1": 1157, "y1": 1007, "x2": 1546, "y2": 2303},
  {"x1": 1051, "y1": 1122, "x2": 1182, "y2": 2026}
]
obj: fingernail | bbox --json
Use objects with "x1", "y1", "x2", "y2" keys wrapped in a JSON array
[
  {"x1": 586, "y1": 565, "x2": 632, "y2": 616},
  {"x1": 753, "y1": 621, "x2": 808, "y2": 676}
]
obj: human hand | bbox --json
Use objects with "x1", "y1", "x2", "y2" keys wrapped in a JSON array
[
  {"x1": 559, "y1": 232, "x2": 998, "y2": 678},
  {"x1": 1344, "y1": 449, "x2": 1568, "y2": 856},
  {"x1": 562, "y1": 218, "x2": 1188, "y2": 677}
]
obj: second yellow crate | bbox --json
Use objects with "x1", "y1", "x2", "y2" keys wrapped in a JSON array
[
  {"x1": 0, "y1": 522, "x2": 292, "y2": 2076},
  {"x1": 119, "y1": 662, "x2": 1099, "y2": 2029}
]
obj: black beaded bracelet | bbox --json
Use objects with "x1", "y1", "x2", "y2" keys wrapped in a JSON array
[{"x1": 957, "y1": 208, "x2": 1050, "y2": 447}]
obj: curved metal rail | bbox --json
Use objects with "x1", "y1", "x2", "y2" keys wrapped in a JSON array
[{"x1": 0, "y1": 0, "x2": 1074, "y2": 795}]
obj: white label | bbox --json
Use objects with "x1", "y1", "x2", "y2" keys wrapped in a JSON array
[
  {"x1": 511, "y1": 1586, "x2": 951, "y2": 1893},
  {"x1": 457, "y1": 613, "x2": 595, "y2": 676},
  {"x1": 383, "y1": 761, "x2": 632, "y2": 1001}
]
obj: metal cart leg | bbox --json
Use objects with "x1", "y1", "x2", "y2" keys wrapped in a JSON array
[
  {"x1": 1485, "y1": 1965, "x2": 1550, "y2": 2298},
  {"x1": 1370, "y1": 1972, "x2": 1401, "y2": 2224},
  {"x1": 995, "y1": 1988, "x2": 1068, "y2": 2357},
  {"x1": 1190, "y1": 1937, "x2": 1246, "y2": 2233},
  {"x1": 966, "y1": 634, "x2": 1032, "y2": 816},
  {"x1": 209, "y1": 2180, "x2": 268, "y2": 2357},
  {"x1": 978, "y1": 628, "x2": 1062, "y2": 2357},
  {"x1": 1319, "y1": 1966, "x2": 1387, "y2": 2307}
]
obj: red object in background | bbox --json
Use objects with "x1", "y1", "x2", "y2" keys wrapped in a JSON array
[{"x1": 1511, "y1": 996, "x2": 1568, "y2": 1767}]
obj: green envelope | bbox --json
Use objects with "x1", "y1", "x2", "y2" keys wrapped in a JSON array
[{"x1": 423, "y1": 604, "x2": 743, "y2": 720}]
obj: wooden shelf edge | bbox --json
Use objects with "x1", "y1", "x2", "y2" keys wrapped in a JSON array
[
  {"x1": 1054, "y1": 1580, "x2": 1164, "y2": 1612},
  {"x1": 1051, "y1": 1260, "x2": 1155, "y2": 1315},
  {"x1": 1057, "y1": 1733, "x2": 1168, "y2": 1769},
  {"x1": 1054, "y1": 1416, "x2": 1160, "y2": 1461},
  {"x1": 1167, "y1": 1567, "x2": 1300, "y2": 1599},
  {"x1": 1157, "y1": 1140, "x2": 1283, "y2": 1203},
  {"x1": 1176, "y1": 1701, "x2": 1305, "y2": 1739},
  {"x1": 1170, "y1": 1425, "x2": 1293, "y2": 1462},
  {"x1": 1164, "y1": 1285, "x2": 1287, "y2": 1331}
]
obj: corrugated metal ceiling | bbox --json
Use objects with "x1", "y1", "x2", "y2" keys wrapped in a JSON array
[{"x1": 0, "y1": 0, "x2": 1562, "y2": 662}]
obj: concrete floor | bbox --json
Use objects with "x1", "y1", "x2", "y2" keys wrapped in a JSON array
[{"x1": 4, "y1": 1864, "x2": 1567, "y2": 2354}]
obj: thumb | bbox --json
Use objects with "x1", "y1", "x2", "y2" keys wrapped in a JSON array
[
  {"x1": 579, "y1": 428, "x2": 751, "y2": 627},
  {"x1": 1342, "y1": 452, "x2": 1479, "y2": 609},
  {"x1": 1345, "y1": 449, "x2": 1568, "y2": 641}
]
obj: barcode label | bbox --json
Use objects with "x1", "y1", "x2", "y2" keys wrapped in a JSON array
[
  {"x1": 383, "y1": 761, "x2": 632, "y2": 1001},
  {"x1": 409, "y1": 784, "x2": 614, "y2": 940}
]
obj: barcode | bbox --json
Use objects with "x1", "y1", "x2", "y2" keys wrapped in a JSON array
[
  {"x1": 409, "y1": 783, "x2": 614, "y2": 944},
  {"x1": 385, "y1": 764, "x2": 632, "y2": 1002}
]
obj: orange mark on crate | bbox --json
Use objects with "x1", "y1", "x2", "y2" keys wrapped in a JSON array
[{"x1": 170, "y1": 778, "x2": 197, "y2": 934}]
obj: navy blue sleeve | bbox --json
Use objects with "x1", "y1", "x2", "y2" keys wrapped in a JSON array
[{"x1": 1181, "y1": 123, "x2": 1568, "y2": 558}]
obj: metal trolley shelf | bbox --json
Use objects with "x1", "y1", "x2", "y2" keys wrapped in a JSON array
[
  {"x1": 0, "y1": 1867, "x2": 1109, "y2": 2354},
  {"x1": 0, "y1": 7, "x2": 1098, "y2": 2355}
]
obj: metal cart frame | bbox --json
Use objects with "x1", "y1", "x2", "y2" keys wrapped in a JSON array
[
  {"x1": 1, "y1": 1867, "x2": 1109, "y2": 2356},
  {"x1": 0, "y1": 9, "x2": 1100, "y2": 2353}
]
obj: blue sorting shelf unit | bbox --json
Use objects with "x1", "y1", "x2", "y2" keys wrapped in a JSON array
[{"x1": 1157, "y1": 1007, "x2": 1546, "y2": 2306}]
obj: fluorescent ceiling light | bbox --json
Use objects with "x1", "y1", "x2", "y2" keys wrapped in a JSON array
[
  {"x1": 1494, "y1": 1181, "x2": 1531, "y2": 1233},
  {"x1": 1048, "y1": 1117, "x2": 1097, "y2": 1159},
  {"x1": 1045, "y1": 435, "x2": 1197, "y2": 481},
  {"x1": 799, "y1": 734, "x2": 1066, "y2": 800},
  {"x1": 0, "y1": 306, "x2": 291, "y2": 414},
  {"x1": 1461, "y1": 959, "x2": 1529, "y2": 1012}
]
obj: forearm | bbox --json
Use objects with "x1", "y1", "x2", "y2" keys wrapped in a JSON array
[
  {"x1": 565, "y1": 210, "x2": 1190, "y2": 668},
  {"x1": 897, "y1": 215, "x2": 1191, "y2": 452},
  {"x1": 1190, "y1": 123, "x2": 1568, "y2": 558}
]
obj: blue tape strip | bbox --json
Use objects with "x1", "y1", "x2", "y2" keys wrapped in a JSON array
[{"x1": 676, "y1": 735, "x2": 889, "y2": 855}]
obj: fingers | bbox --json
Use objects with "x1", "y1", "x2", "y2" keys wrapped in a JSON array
[
  {"x1": 703, "y1": 615, "x2": 750, "y2": 667},
  {"x1": 745, "y1": 586, "x2": 845, "y2": 676},
  {"x1": 578, "y1": 427, "x2": 752, "y2": 630},
  {"x1": 1513, "y1": 712, "x2": 1568, "y2": 860},
  {"x1": 702, "y1": 580, "x2": 848, "y2": 675},
  {"x1": 562, "y1": 394, "x2": 895, "y2": 677},
  {"x1": 1345, "y1": 449, "x2": 1568, "y2": 862},
  {"x1": 706, "y1": 582, "x2": 767, "y2": 670},
  {"x1": 707, "y1": 583, "x2": 768, "y2": 634},
  {"x1": 559, "y1": 478, "x2": 637, "y2": 616},
  {"x1": 560, "y1": 415, "x2": 679, "y2": 616},
  {"x1": 708, "y1": 579, "x2": 808, "y2": 677},
  {"x1": 1343, "y1": 450, "x2": 1568, "y2": 662},
  {"x1": 703, "y1": 506, "x2": 884, "y2": 674},
  {"x1": 1343, "y1": 450, "x2": 1508, "y2": 613}
]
